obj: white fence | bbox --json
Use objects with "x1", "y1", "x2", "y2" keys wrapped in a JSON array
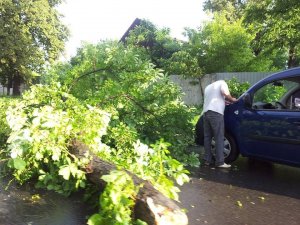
[
  {"x1": 0, "y1": 84, "x2": 27, "y2": 96},
  {"x1": 0, "y1": 86, "x2": 12, "y2": 95}
]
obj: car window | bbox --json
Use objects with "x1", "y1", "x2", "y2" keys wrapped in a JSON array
[{"x1": 252, "y1": 79, "x2": 300, "y2": 110}]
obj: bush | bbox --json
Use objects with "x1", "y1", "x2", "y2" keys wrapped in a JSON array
[
  {"x1": 227, "y1": 77, "x2": 250, "y2": 98},
  {"x1": 0, "y1": 97, "x2": 20, "y2": 148}
]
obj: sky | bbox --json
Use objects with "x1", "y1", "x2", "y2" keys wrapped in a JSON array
[{"x1": 57, "y1": 0, "x2": 209, "y2": 60}]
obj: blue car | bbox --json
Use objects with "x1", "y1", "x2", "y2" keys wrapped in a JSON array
[{"x1": 195, "y1": 67, "x2": 300, "y2": 167}]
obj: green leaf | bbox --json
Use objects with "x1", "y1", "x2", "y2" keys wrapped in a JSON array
[
  {"x1": 135, "y1": 219, "x2": 148, "y2": 225},
  {"x1": 236, "y1": 200, "x2": 243, "y2": 207},
  {"x1": 47, "y1": 184, "x2": 55, "y2": 190},
  {"x1": 58, "y1": 166, "x2": 71, "y2": 180},
  {"x1": 87, "y1": 214, "x2": 102, "y2": 225},
  {"x1": 176, "y1": 173, "x2": 190, "y2": 186},
  {"x1": 13, "y1": 158, "x2": 26, "y2": 170},
  {"x1": 7, "y1": 159, "x2": 14, "y2": 168}
]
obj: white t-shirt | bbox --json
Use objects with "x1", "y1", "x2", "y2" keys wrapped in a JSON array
[{"x1": 203, "y1": 80, "x2": 230, "y2": 115}]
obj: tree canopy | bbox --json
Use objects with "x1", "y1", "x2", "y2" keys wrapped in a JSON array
[
  {"x1": 122, "y1": 9, "x2": 291, "y2": 78},
  {"x1": 0, "y1": 0, "x2": 68, "y2": 94},
  {"x1": 203, "y1": 0, "x2": 300, "y2": 69},
  {"x1": 124, "y1": 19, "x2": 182, "y2": 70},
  {"x1": 203, "y1": 0, "x2": 247, "y2": 19},
  {"x1": 244, "y1": 0, "x2": 300, "y2": 68}
]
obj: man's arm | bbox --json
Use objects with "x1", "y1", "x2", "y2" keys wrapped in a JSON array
[
  {"x1": 220, "y1": 81, "x2": 237, "y2": 103},
  {"x1": 223, "y1": 93, "x2": 237, "y2": 103}
]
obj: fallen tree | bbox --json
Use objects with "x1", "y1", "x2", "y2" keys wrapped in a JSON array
[
  {"x1": 4, "y1": 83, "x2": 191, "y2": 225},
  {"x1": 72, "y1": 140, "x2": 188, "y2": 225}
]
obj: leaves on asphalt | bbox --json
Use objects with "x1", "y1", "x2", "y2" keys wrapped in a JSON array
[{"x1": 236, "y1": 200, "x2": 243, "y2": 207}]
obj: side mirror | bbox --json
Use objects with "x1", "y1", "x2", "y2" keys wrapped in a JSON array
[
  {"x1": 243, "y1": 93, "x2": 252, "y2": 108},
  {"x1": 273, "y1": 80, "x2": 283, "y2": 87}
]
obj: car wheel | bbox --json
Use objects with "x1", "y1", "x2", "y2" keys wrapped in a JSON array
[{"x1": 211, "y1": 133, "x2": 239, "y2": 163}]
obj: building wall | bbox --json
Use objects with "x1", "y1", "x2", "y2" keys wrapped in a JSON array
[{"x1": 169, "y1": 72, "x2": 273, "y2": 105}]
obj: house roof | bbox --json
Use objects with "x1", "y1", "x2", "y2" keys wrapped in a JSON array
[{"x1": 120, "y1": 18, "x2": 142, "y2": 42}]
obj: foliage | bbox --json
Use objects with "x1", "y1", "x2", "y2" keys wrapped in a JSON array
[
  {"x1": 44, "y1": 41, "x2": 199, "y2": 168},
  {"x1": 226, "y1": 77, "x2": 250, "y2": 98},
  {"x1": 243, "y1": 0, "x2": 300, "y2": 68},
  {"x1": 124, "y1": 19, "x2": 182, "y2": 72},
  {"x1": 4, "y1": 81, "x2": 191, "y2": 222},
  {"x1": 88, "y1": 170, "x2": 146, "y2": 225},
  {"x1": 5, "y1": 79, "x2": 191, "y2": 218},
  {"x1": 0, "y1": 0, "x2": 69, "y2": 94},
  {"x1": 203, "y1": 0, "x2": 248, "y2": 19},
  {"x1": 253, "y1": 82, "x2": 286, "y2": 103},
  {"x1": 202, "y1": 0, "x2": 296, "y2": 70},
  {"x1": 122, "y1": 14, "x2": 288, "y2": 78},
  {"x1": 41, "y1": 62, "x2": 73, "y2": 85},
  {"x1": 124, "y1": 19, "x2": 203, "y2": 77},
  {"x1": 103, "y1": 139, "x2": 190, "y2": 200},
  {"x1": 5, "y1": 83, "x2": 111, "y2": 195},
  {"x1": 32, "y1": 42, "x2": 195, "y2": 224},
  {"x1": 160, "y1": 49, "x2": 203, "y2": 77},
  {"x1": 185, "y1": 13, "x2": 274, "y2": 74},
  {"x1": 0, "y1": 97, "x2": 20, "y2": 149}
]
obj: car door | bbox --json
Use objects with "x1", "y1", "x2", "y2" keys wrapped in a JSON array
[{"x1": 239, "y1": 79, "x2": 300, "y2": 165}]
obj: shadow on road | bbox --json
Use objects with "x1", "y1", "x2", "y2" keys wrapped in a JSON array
[{"x1": 188, "y1": 145, "x2": 300, "y2": 199}]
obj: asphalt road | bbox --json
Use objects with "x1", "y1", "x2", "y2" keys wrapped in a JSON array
[
  {"x1": 179, "y1": 146, "x2": 300, "y2": 225},
  {"x1": 0, "y1": 182, "x2": 92, "y2": 225}
]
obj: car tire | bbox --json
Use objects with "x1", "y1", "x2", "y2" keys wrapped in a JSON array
[{"x1": 224, "y1": 133, "x2": 239, "y2": 163}]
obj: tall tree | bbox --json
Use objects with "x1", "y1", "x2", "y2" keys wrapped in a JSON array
[
  {"x1": 0, "y1": 0, "x2": 68, "y2": 95},
  {"x1": 203, "y1": 0, "x2": 248, "y2": 20},
  {"x1": 184, "y1": 13, "x2": 274, "y2": 74},
  {"x1": 244, "y1": 0, "x2": 300, "y2": 68}
]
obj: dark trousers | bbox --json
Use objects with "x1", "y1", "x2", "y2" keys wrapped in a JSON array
[{"x1": 203, "y1": 110, "x2": 225, "y2": 166}]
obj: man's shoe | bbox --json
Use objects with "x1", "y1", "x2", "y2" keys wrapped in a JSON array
[{"x1": 217, "y1": 163, "x2": 231, "y2": 168}]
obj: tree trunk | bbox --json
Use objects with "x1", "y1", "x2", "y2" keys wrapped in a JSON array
[
  {"x1": 7, "y1": 75, "x2": 13, "y2": 96},
  {"x1": 12, "y1": 71, "x2": 21, "y2": 96},
  {"x1": 287, "y1": 46, "x2": 298, "y2": 69},
  {"x1": 71, "y1": 140, "x2": 188, "y2": 225},
  {"x1": 198, "y1": 77, "x2": 204, "y2": 103}
]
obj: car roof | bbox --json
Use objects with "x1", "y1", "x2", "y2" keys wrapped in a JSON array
[
  {"x1": 262, "y1": 67, "x2": 300, "y2": 83},
  {"x1": 247, "y1": 67, "x2": 300, "y2": 92}
]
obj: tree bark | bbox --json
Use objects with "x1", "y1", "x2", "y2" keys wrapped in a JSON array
[
  {"x1": 7, "y1": 74, "x2": 13, "y2": 96},
  {"x1": 12, "y1": 71, "x2": 21, "y2": 96},
  {"x1": 288, "y1": 46, "x2": 298, "y2": 69},
  {"x1": 71, "y1": 140, "x2": 188, "y2": 225}
]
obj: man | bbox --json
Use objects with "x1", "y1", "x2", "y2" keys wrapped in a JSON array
[{"x1": 203, "y1": 80, "x2": 237, "y2": 168}]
